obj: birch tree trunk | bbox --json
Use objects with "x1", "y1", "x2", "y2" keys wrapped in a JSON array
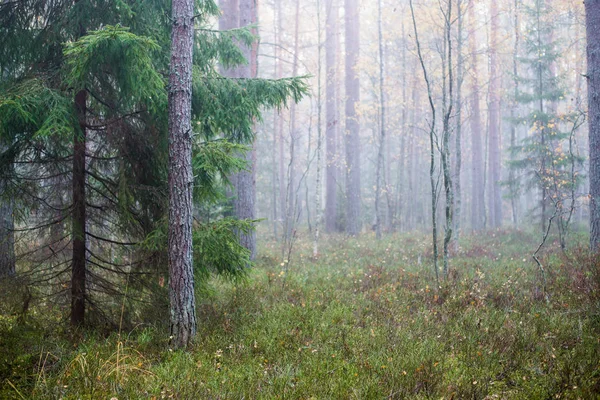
[
  {"x1": 168, "y1": 0, "x2": 196, "y2": 348},
  {"x1": 587, "y1": 0, "x2": 600, "y2": 251},
  {"x1": 344, "y1": 0, "x2": 361, "y2": 236}
]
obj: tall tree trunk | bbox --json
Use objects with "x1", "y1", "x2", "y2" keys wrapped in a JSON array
[
  {"x1": 344, "y1": 0, "x2": 361, "y2": 236},
  {"x1": 234, "y1": 0, "x2": 257, "y2": 260},
  {"x1": 587, "y1": 0, "x2": 600, "y2": 251},
  {"x1": 0, "y1": 141, "x2": 15, "y2": 278},
  {"x1": 69, "y1": 3, "x2": 88, "y2": 327},
  {"x1": 509, "y1": 0, "x2": 520, "y2": 226},
  {"x1": 487, "y1": 0, "x2": 502, "y2": 228},
  {"x1": 441, "y1": 0, "x2": 454, "y2": 277},
  {"x1": 284, "y1": 0, "x2": 300, "y2": 242},
  {"x1": 454, "y1": 0, "x2": 464, "y2": 245},
  {"x1": 314, "y1": 0, "x2": 324, "y2": 257},
  {"x1": 469, "y1": 0, "x2": 485, "y2": 231},
  {"x1": 275, "y1": 0, "x2": 286, "y2": 238},
  {"x1": 374, "y1": 0, "x2": 386, "y2": 240},
  {"x1": 325, "y1": 0, "x2": 339, "y2": 233},
  {"x1": 410, "y1": 0, "x2": 439, "y2": 286},
  {"x1": 168, "y1": 0, "x2": 196, "y2": 348}
]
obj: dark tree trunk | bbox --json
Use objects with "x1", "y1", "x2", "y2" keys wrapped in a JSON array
[
  {"x1": 344, "y1": 0, "x2": 361, "y2": 236},
  {"x1": 0, "y1": 141, "x2": 15, "y2": 278},
  {"x1": 325, "y1": 0, "x2": 339, "y2": 233},
  {"x1": 587, "y1": 0, "x2": 600, "y2": 251},
  {"x1": 168, "y1": 0, "x2": 196, "y2": 348},
  {"x1": 70, "y1": 90, "x2": 87, "y2": 327}
]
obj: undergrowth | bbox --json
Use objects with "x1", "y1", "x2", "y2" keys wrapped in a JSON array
[{"x1": 1, "y1": 229, "x2": 599, "y2": 399}]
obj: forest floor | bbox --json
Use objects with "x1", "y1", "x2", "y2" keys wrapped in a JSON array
[{"x1": 1, "y1": 229, "x2": 600, "y2": 399}]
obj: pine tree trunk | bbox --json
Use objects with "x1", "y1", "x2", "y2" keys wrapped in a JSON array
[
  {"x1": 587, "y1": 0, "x2": 600, "y2": 251},
  {"x1": 344, "y1": 0, "x2": 361, "y2": 236},
  {"x1": 168, "y1": 0, "x2": 196, "y2": 348},
  {"x1": 0, "y1": 140, "x2": 15, "y2": 278},
  {"x1": 235, "y1": 0, "x2": 257, "y2": 260},
  {"x1": 70, "y1": 89, "x2": 87, "y2": 327},
  {"x1": 509, "y1": 0, "x2": 520, "y2": 226},
  {"x1": 487, "y1": 0, "x2": 502, "y2": 228},
  {"x1": 325, "y1": 0, "x2": 339, "y2": 234},
  {"x1": 454, "y1": 0, "x2": 464, "y2": 245},
  {"x1": 469, "y1": 0, "x2": 485, "y2": 231},
  {"x1": 374, "y1": 0, "x2": 385, "y2": 240}
]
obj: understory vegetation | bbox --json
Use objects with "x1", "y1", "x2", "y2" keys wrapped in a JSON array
[{"x1": 1, "y1": 229, "x2": 599, "y2": 399}]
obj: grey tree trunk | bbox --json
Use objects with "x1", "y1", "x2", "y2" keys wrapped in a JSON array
[
  {"x1": 587, "y1": 0, "x2": 600, "y2": 251},
  {"x1": 0, "y1": 141, "x2": 15, "y2": 278},
  {"x1": 469, "y1": 0, "x2": 485, "y2": 231},
  {"x1": 344, "y1": 0, "x2": 361, "y2": 236},
  {"x1": 374, "y1": 0, "x2": 385, "y2": 240},
  {"x1": 325, "y1": 0, "x2": 339, "y2": 233},
  {"x1": 441, "y1": 0, "x2": 454, "y2": 277},
  {"x1": 234, "y1": 0, "x2": 257, "y2": 260},
  {"x1": 487, "y1": 0, "x2": 502, "y2": 228},
  {"x1": 168, "y1": 0, "x2": 196, "y2": 348},
  {"x1": 314, "y1": 0, "x2": 323, "y2": 257},
  {"x1": 509, "y1": 0, "x2": 521, "y2": 226},
  {"x1": 454, "y1": 0, "x2": 464, "y2": 245}
]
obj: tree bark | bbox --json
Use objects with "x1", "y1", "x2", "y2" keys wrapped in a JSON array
[
  {"x1": 344, "y1": 0, "x2": 361, "y2": 236},
  {"x1": 487, "y1": 0, "x2": 502, "y2": 228},
  {"x1": 234, "y1": 0, "x2": 257, "y2": 260},
  {"x1": 0, "y1": 140, "x2": 15, "y2": 279},
  {"x1": 168, "y1": 0, "x2": 196, "y2": 348},
  {"x1": 468, "y1": 0, "x2": 485, "y2": 231},
  {"x1": 587, "y1": 0, "x2": 600, "y2": 251},
  {"x1": 325, "y1": 0, "x2": 339, "y2": 233},
  {"x1": 70, "y1": 89, "x2": 87, "y2": 327}
]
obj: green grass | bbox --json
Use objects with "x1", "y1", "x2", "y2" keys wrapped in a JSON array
[{"x1": 1, "y1": 229, "x2": 599, "y2": 399}]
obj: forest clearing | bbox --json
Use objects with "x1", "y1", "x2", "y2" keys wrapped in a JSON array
[{"x1": 2, "y1": 230, "x2": 600, "y2": 399}]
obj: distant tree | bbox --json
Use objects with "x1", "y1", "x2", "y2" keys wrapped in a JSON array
[
  {"x1": 508, "y1": 0, "x2": 584, "y2": 249},
  {"x1": 325, "y1": 0, "x2": 340, "y2": 234},
  {"x1": 468, "y1": 0, "x2": 485, "y2": 231},
  {"x1": 344, "y1": 0, "x2": 361, "y2": 236},
  {"x1": 487, "y1": 0, "x2": 502, "y2": 229},
  {"x1": 587, "y1": 0, "x2": 600, "y2": 251}
]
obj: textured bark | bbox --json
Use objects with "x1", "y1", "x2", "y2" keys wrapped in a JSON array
[
  {"x1": 70, "y1": 89, "x2": 87, "y2": 327},
  {"x1": 344, "y1": 0, "x2": 361, "y2": 236},
  {"x1": 487, "y1": 0, "x2": 502, "y2": 228},
  {"x1": 325, "y1": 0, "x2": 339, "y2": 233},
  {"x1": 587, "y1": 0, "x2": 600, "y2": 251},
  {"x1": 0, "y1": 141, "x2": 15, "y2": 278},
  {"x1": 234, "y1": 0, "x2": 257, "y2": 260},
  {"x1": 441, "y1": 0, "x2": 454, "y2": 277},
  {"x1": 468, "y1": 0, "x2": 485, "y2": 231},
  {"x1": 168, "y1": 0, "x2": 196, "y2": 348}
]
